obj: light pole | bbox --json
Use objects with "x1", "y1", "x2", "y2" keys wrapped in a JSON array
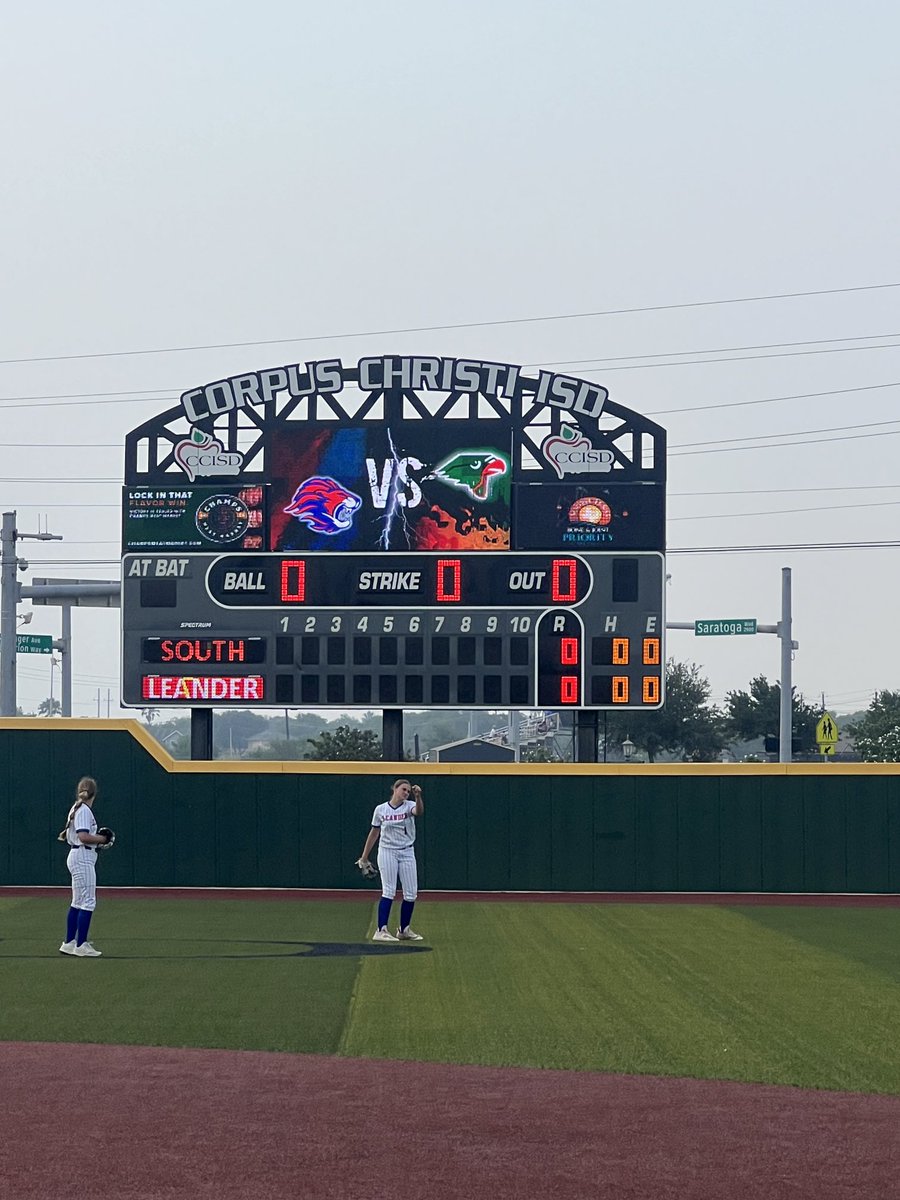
[
  {"x1": 49, "y1": 654, "x2": 61, "y2": 716},
  {"x1": 622, "y1": 737, "x2": 635, "y2": 762},
  {"x1": 1, "y1": 510, "x2": 63, "y2": 715}
]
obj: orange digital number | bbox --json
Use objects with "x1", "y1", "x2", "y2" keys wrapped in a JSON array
[
  {"x1": 612, "y1": 637, "x2": 629, "y2": 665},
  {"x1": 642, "y1": 676, "x2": 660, "y2": 704},
  {"x1": 642, "y1": 637, "x2": 660, "y2": 665},
  {"x1": 612, "y1": 676, "x2": 629, "y2": 704}
]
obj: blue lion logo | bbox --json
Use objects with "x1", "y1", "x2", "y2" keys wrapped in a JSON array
[{"x1": 284, "y1": 477, "x2": 362, "y2": 534}]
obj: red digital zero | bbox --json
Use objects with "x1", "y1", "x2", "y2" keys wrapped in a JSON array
[
  {"x1": 560, "y1": 636, "x2": 579, "y2": 665},
  {"x1": 142, "y1": 675, "x2": 265, "y2": 701},
  {"x1": 280, "y1": 559, "x2": 307, "y2": 602},
  {"x1": 436, "y1": 559, "x2": 462, "y2": 603},
  {"x1": 551, "y1": 559, "x2": 578, "y2": 603}
]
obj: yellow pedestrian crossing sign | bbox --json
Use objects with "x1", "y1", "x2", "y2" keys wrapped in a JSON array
[{"x1": 816, "y1": 712, "x2": 839, "y2": 755}]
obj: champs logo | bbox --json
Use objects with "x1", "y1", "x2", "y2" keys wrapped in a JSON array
[
  {"x1": 541, "y1": 425, "x2": 613, "y2": 479},
  {"x1": 174, "y1": 428, "x2": 243, "y2": 482},
  {"x1": 195, "y1": 494, "x2": 251, "y2": 543},
  {"x1": 284, "y1": 477, "x2": 362, "y2": 534}
]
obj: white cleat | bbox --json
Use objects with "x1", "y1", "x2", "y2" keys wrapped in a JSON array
[
  {"x1": 372, "y1": 927, "x2": 399, "y2": 942},
  {"x1": 73, "y1": 942, "x2": 102, "y2": 957},
  {"x1": 396, "y1": 928, "x2": 424, "y2": 941},
  {"x1": 59, "y1": 940, "x2": 77, "y2": 955}
]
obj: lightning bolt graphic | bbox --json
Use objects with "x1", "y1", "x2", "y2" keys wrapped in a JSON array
[{"x1": 378, "y1": 428, "x2": 414, "y2": 549}]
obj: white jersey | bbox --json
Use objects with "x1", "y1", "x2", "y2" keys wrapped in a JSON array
[
  {"x1": 371, "y1": 799, "x2": 417, "y2": 851},
  {"x1": 67, "y1": 802, "x2": 97, "y2": 850}
]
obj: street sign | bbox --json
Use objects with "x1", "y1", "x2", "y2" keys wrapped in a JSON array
[
  {"x1": 694, "y1": 619, "x2": 757, "y2": 636},
  {"x1": 16, "y1": 633, "x2": 53, "y2": 654},
  {"x1": 816, "y1": 711, "x2": 839, "y2": 755}
]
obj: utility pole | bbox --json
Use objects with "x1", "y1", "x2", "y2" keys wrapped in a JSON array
[
  {"x1": 59, "y1": 604, "x2": 72, "y2": 717},
  {"x1": 509, "y1": 709, "x2": 520, "y2": 762},
  {"x1": 0, "y1": 511, "x2": 63, "y2": 716},
  {"x1": 667, "y1": 565, "x2": 798, "y2": 764},
  {"x1": 778, "y1": 567, "x2": 793, "y2": 765}
]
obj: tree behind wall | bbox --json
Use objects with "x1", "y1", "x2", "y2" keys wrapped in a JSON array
[
  {"x1": 847, "y1": 691, "x2": 900, "y2": 762},
  {"x1": 304, "y1": 724, "x2": 383, "y2": 761},
  {"x1": 724, "y1": 675, "x2": 820, "y2": 751},
  {"x1": 604, "y1": 660, "x2": 726, "y2": 762}
]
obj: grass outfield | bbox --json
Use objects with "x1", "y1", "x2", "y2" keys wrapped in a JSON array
[{"x1": 2, "y1": 895, "x2": 899, "y2": 1093}]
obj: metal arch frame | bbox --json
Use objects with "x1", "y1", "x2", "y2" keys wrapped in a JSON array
[{"x1": 123, "y1": 361, "x2": 666, "y2": 487}]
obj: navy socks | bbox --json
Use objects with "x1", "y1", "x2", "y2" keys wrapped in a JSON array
[
  {"x1": 75, "y1": 908, "x2": 93, "y2": 946},
  {"x1": 377, "y1": 898, "x2": 416, "y2": 931},
  {"x1": 65, "y1": 906, "x2": 79, "y2": 943}
]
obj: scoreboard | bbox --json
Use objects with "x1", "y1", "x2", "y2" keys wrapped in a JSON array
[
  {"x1": 121, "y1": 354, "x2": 667, "y2": 712},
  {"x1": 122, "y1": 550, "x2": 664, "y2": 709}
]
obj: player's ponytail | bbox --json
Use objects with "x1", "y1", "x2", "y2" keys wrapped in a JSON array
[{"x1": 58, "y1": 776, "x2": 98, "y2": 842}]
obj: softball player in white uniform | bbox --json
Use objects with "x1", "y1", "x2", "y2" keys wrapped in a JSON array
[
  {"x1": 58, "y1": 777, "x2": 108, "y2": 957},
  {"x1": 358, "y1": 779, "x2": 424, "y2": 942}
]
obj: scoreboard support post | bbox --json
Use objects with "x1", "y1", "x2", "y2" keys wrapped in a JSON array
[
  {"x1": 383, "y1": 709, "x2": 403, "y2": 762},
  {"x1": 191, "y1": 709, "x2": 213, "y2": 760},
  {"x1": 575, "y1": 711, "x2": 599, "y2": 763}
]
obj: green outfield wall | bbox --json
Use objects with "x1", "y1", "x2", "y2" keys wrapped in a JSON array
[{"x1": 2, "y1": 719, "x2": 898, "y2": 893}]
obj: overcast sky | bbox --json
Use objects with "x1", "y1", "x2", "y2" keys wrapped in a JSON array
[{"x1": 2, "y1": 1, "x2": 898, "y2": 721}]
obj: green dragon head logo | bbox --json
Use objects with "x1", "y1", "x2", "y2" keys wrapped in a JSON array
[{"x1": 430, "y1": 450, "x2": 509, "y2": 501}]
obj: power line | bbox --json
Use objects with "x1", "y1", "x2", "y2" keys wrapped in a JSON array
[
  {"x1": 672, "y1": 417, "x2": 900, "y2": 450},
  {"x1": 0, "y1": 394, "x2": 175, "y2": 412},
  {"x1": 1, "y1": 281, "x2": 898, "y2": 366},
  {"x1": 536, "y1": 331, "x2": 900, "y2": 370},
  {"x1": 0, "y1": 374, "x2": 896, "y2": 420},
  {"x1": 648, "y1": 381, "x2": 900, "y2": 416},
  {"x1": 669, "y1": 540, "x2": 900, "y2": 554},
  {"x1": 0, "y1": 387, "x2": 178, "y2": 403},
  {"x1": 1, "y1": 443, "x2": 122, "y2": 448},
  {"x1": 671, "y1": 428, "x2": 900, "y2": 456},
  {"x1": 560, "y1": 340, "x2": 900, "y2": 374},
  {"x1": 3, "y1": 419, "x2": 897, "y2": 479},
  {"x1": 672, "y1": 484, "x2": 900, "y2": 495},
  {"x1": 20, "y1": 538, "x2": 900, "y2": 570},
  {"x1": 670, "y1": 499, "x2": 900, "y2": 521},
  {"x1": 0, "y1": 503, "x2": 117, "y2": 508},
  {"x1": 24, "y1": 486, "x2": 900, "y2": 504},
  {"x1": 0, "y1": 478, "x2": 122, "y2": 483}
]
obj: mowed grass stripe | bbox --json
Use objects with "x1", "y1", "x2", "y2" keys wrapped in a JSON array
[
  {"x1": 0, "y1": 898, "x2": 371, "y2": 1054},
  {"x1": 731, "y1": 904, "x2": 900, "y2": 982},
  {"x1": 4, "y1": 897, "x2": 900, "y2": 1092},
  {"x1": 341, "y1": 902, "x2": 900, "y2": 1093}
]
